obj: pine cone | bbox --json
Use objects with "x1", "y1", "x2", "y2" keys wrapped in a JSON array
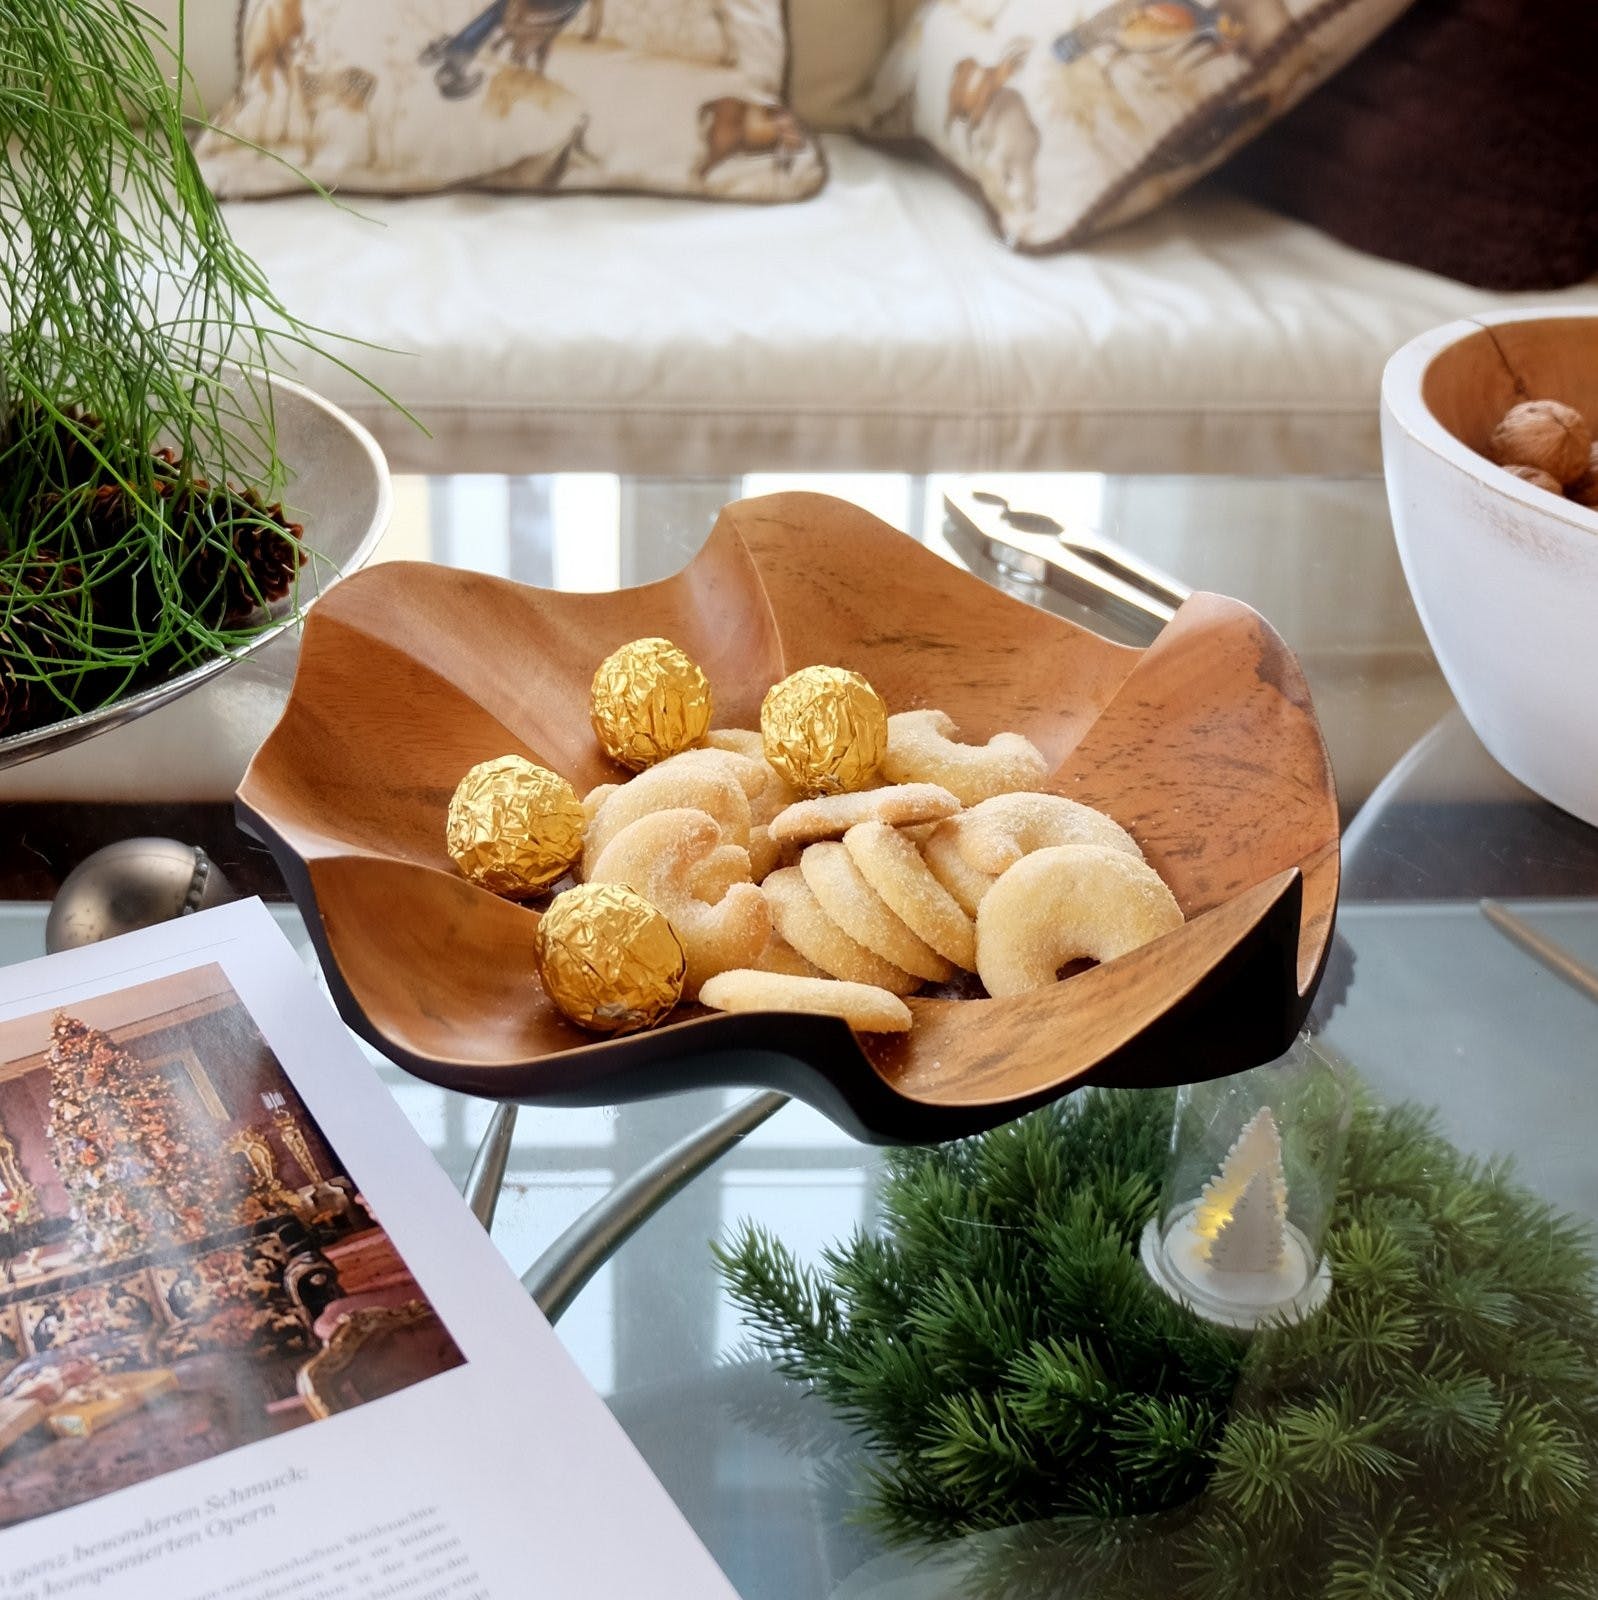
[
  {"x1": 0, "y1": 633, "x2": 33, "y2": 737},
  {"x1": 225, "y1": 489, "x2": 305, "y2": 620},
  {"x1": 171, "y1": 485, "x2": 305, "y2": 629}
]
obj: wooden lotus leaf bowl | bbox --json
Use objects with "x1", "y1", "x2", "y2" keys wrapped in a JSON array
[{"x1": 236, "y1": 492, "x2": 1340, "y2": 1143}]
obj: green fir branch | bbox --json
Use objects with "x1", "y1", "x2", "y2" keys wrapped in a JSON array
[{"x1": 716, "y1": 1086, "x2": 1598, "y2": 1597}]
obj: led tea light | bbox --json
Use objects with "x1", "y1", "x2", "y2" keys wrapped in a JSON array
[{"x1": 1141, "y1": 1042, "x2": 1350, "y2": 1330}]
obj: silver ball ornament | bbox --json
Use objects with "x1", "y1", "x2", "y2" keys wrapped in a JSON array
[{"x1": 45, "y1": 838, "x2": 238, "y2": 954}]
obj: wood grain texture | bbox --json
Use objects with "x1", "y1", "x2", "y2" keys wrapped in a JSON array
[
  {"x1": 1422, "y1": 318, "x2": 1598, "y2": 463},
  {"x1": 238, "y1": 492, "x2": 1341, "y2": 1143}
]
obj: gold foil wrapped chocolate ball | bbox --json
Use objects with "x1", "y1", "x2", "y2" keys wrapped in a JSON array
[
  {"x1": 446, "y1": 755, "x2": 584, "y2": 898},
  {"x1": 590, "y1": 637, "x2": 713, "y2": 771},
  {"x1": 533, "y1": 882, "x2": 686, "y2": 1035},
  {"x1": 761, "y1": 666, "x2": 888, "y2": 796}
]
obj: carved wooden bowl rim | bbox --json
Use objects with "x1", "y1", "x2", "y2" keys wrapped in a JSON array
[{"x1": 236, "y1": 492, "x2": 1340, "y2": 1144}]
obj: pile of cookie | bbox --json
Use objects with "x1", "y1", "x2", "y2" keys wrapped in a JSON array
[{"x1": 444, "y1": 636, "x2": 1184, "y2": 1039}]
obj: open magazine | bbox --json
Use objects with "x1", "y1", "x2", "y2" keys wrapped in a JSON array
[{"x1": 0, "y1": 899, "x2": 737, "y2": 1598}]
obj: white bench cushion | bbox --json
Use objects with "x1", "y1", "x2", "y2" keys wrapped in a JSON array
[{"x1": 224, "y1": 135, "x2": 1598, "y2": 477}]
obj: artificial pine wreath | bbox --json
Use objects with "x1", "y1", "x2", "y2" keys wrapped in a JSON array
[{"x1": 717, "y1": 1087, "x2": 1598, "y2": 1599}]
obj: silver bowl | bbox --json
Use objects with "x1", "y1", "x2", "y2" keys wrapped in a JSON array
[{"x1": 0, "y1": 370, "x2": 393, "y2": 770}]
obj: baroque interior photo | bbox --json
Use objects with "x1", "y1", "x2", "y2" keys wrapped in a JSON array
[{"x1": 0, "y1": 966, "x2": 464, "y2": 1531}]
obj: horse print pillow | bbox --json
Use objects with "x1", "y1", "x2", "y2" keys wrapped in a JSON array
[
  {"x1": 858, "y1": 0, "x2": 1414, "y2": 250},
  {"x1": 197, "y1": 0, "x2": 826, "y2": 203}
]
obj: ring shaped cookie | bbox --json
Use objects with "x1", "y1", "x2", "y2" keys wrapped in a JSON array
[
  {"x1": 920, "y1": 823, "x2": 999, "y2": 917},
  {"x1": 763, "y1": 867, "x2": 920, "y2": 995},
  {"x1": 951, "y1": 792, "x2": 1143, "y2": 877},
  {"x1": 880, "y1": 709, "x2": 1049, "y2": 806},
  {"x1": 975, "y1": 843, "x2": 1184, "y2": 998},
  {"x1": 587, "y1": 809, "x2": 770, "y2": 996},
  {"x1": 842, "y1": 821, "x2": 976, "y2": 971},
  {"x1": 801, "y1": 842, "x2": 953, "y2": 983}
]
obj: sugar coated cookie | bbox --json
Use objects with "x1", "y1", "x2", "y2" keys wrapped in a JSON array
[
  {"x1": 704, "y1": 728, "x2": 801, "y2": 826},
  {"x1": 703, "y1": 728, "x2": 766, "y2": 761},
  {"x1": 880, "y1": 709, "x2": 1049, "y2": 806},
  {"x1": 842, "y1": 821, "x2": 976, "y2": 970},
  {"x1": 748, "y1": 825, "x2": 782, "y2": 883},
  {"x1": 762, "y1": 867, "x2": 920, "y2": 995},
  {"x1": 582, "y1": 748, "x2": 755, "y2": 877},
  {"x1": 975, "y1": 843, "x2": 1184, "y2": 998},
  {"x1": 698, "y1": 971, "x2": 912, "y2": 1033},
  {"x1": 751, "y1": 931, "x2": 826, "y2": 979},
  {"x1": 769, "y1": 783, "x2": 961, "y2": 848},
  {"x1": 582, "y1": 783, "x2": 619, "y2": 824},
  {"x1": 587, "y1": 808, "x2": 770, "y2": 996},
  {"x1": 800, "y1": 841, "x2": 953, "y2": 982},
  {"x1": 950, "y1": 792, "x2": 1143, "y2": 877},
  {"x1": 920, "y1": 822, "x2": 999, "y2": 917}
]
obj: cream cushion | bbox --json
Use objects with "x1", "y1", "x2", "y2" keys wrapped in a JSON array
[{"x1": 220, "y1": 136, "x2": 1597, "y2": 479}]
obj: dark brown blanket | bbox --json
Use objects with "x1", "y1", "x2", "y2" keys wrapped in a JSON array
[{"x1": 1223, "y1": 0, "x2": 1598, "y2": 291}]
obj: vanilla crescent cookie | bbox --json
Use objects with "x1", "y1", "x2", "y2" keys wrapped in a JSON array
[
  {"x1": 949, "y1": 792, "x2": 1143, "y2": 877},
  {"x1": 770, "y1": 783, "x2": 961, "y2": 848},
  {"x1": 705, "y1": 728, "x2": 800, "y2": 826},
  {"x1": 920, "y1": 823, "x2": 1000, "y2": 917},
  {"x1": 800, "y1": 841, "x2": 954, "y2": 983},
  {"x1": 698, "y1": 971, "x2": 912, "y2": 1033},
  {"x1": 583, "y1": 749, "x2": 755, "y2": 877},
  {"x1": 880, "y1": 709, "x2": 1049, "y2": 806},
  {"x1": 703, "y1": 728, "x2": 766, "y2": 761},
  {"x1": 582, "y1": 783, "x2": 619, "y2": 824},
  {"x1": 587, "y1": 809, "x2": 770, "y2": 996},
  {"x1": 762, "y1": 867, "x2": 920, "y2": 995},
  {"x1": 842, "y1": 821, "x2": 976, "y2": 971},
  {"x1": 748, "y1": 825, "x2": 782, "y2": 883},
  {"x1": 975, "y1": 843, "x2": 1184, "y2": 998}
]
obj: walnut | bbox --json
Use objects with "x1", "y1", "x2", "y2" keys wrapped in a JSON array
[
  {"x1": 1567, "y1": 445, "x2": 1598, "y2": 510},
  {"x1": 1489, "y1": 400, "x2": 1593, "y2": 487},
  {"x1": 1502, "y1": 463, "x2": 1565, "y2": 498}
]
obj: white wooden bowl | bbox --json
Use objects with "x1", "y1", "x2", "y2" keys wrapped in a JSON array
[{"x1": 1381, "y1": 310, "x2": 1598, "y2": 826}]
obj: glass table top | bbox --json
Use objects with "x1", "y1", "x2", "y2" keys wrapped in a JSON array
[{"x1": 2, "y1": 470, "x2": 1596, "y2": 1599}]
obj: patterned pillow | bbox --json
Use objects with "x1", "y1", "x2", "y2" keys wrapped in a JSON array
[
  {"x1": 196, "y1": 0, "x2": 826, "y2": 203},
  {"x1": 857, "y1": 0, "x2": 1414, "y2": 249}
]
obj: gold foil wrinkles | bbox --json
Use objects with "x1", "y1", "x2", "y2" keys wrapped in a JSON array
[
  {"x1": 761, "y1": 666, "x2": 888, "y2": 796},
  {"x1": 534, "y1": 882, "x2": 686, "y2": 1034},
  {"x1": 590, "y1": 637, "x2": 713, "y2": 771},
  {"x1": 446, "y1": 755, "x2": 584, "y2": 897}
]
